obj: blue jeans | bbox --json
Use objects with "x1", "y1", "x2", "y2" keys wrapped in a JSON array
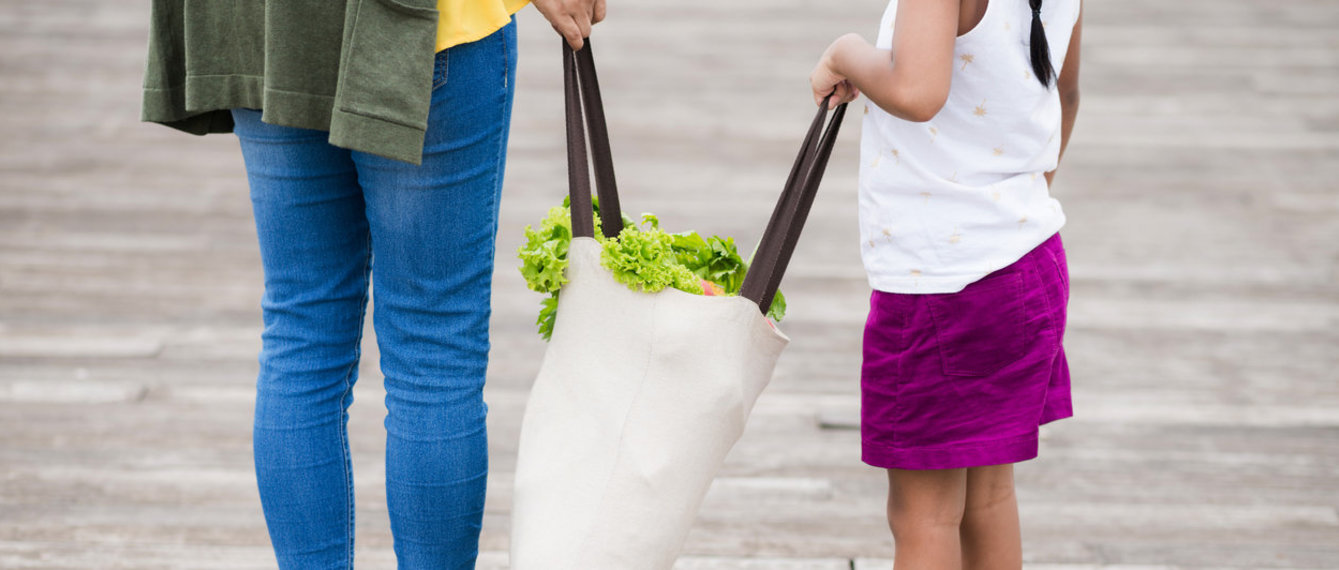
[{"x1": 230, "y1": 20, "x2": 516, "y2": 570}]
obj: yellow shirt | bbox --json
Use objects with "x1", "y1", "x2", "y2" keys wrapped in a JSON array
[{"x1": 436, "y1": 0, "x2": 531, "y2": 52}]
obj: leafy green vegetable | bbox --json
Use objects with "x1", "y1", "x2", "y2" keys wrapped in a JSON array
[
  {"x1": 672, "y1": 233, "x2": 748, "y2": 295},
  {"x1": 517, "y1": 198, "x2": 786, "y2": 340},
  {"x1": 535, "y1": 293, "x2": 560, "y2": 340},
  {"x1": 601, "y1": 223, "x2": 704, "y2": 295},
  {"x1": 766, "y1": 289, "x2": 786, "y2": 322},
  {"x1": 516, "y1": 199, "x2": 583, "y2": 339},
  {"x1": 517, "y1": 201, "x2": 574, "y2": 295}
]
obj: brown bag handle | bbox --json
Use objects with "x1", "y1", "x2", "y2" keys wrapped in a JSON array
[
  {"x1": 739, "y1": 99, "x2": 849, "y2": 314},
  {"x1": 565, "y1": 41, "x2": 624, "y2": 239},
  {"x1": 565, "y1": 41, "x2": 848, "y2": 315}
]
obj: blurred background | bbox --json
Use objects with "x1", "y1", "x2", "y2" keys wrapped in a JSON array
[{"x1": 2, "y1": 0, "x2": 1337, "y2": 568}]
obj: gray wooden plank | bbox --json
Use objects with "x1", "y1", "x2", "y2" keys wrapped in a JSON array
[{"x1": 2, "y1": 0, "x2": 1339, "y2": 567}]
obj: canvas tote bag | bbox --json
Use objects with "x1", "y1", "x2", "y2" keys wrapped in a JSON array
[{"x1": 510, "y1": 42, "x2": 848, "y2": 570}]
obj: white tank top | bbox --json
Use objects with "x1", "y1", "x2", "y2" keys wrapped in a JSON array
[{"x1": 858, "y1": 0, "x2": 1081, "y2": 293}]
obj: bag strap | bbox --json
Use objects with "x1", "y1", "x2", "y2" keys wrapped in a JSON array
[
  {"x1": 740, "y1": 99, "x2": 829, "y2": 299},
  {"x1": 740, "y1": 99, "x2": 849, "y2": 315},
  {"x1": 564, "y1": 41, "x2": 624, "y2": 239},
  {"x1": 564, "y1": 40, "x2": 846, "y2": 314}
]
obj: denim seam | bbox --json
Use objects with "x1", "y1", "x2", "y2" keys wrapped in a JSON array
[
  {"x1": 488, "y1": 23, "x2": 510, "y2": 233},
  {"x1": 384, "y1": 469, "x2": 489, "y2": 488},
  {"x1": 480, "y1": 20, "x2": 510, "y2": 296},
  {"x1": 501, "y1": 20, "x2": 512, "y2": 91},
  {"x1": 337, "y1": 233, "x2": 373, "y2": 569},
  {"x1": 432, "y1": 50, "x2": 450, "y2": 90}
]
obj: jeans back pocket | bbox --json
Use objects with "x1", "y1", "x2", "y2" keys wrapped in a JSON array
[{"x1": 925, "y1": 271, "x2": 1027, "y2": 377}]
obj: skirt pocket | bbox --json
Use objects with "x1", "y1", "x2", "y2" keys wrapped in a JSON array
[{"x1": 925, "y1": 271, "x2": 1026, "y2": 377}]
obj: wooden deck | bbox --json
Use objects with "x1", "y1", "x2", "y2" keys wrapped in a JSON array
[{"x1": 2, "y1": 0, "x2": 1337, "y2": 567}]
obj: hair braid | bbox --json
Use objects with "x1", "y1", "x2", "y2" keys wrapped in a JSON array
[{"x1": 1028, "y1": 0, "x2": 1055, "y2": 87}]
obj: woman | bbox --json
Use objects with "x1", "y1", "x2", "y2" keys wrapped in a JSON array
[{"x1": 141, "y1": 1, "x2": 605, "y2": 568}]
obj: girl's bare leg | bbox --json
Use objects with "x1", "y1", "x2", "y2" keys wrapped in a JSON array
[
  {"x1": 887, "y1": 467, "x2": 968, "y2": 570},
  {"x1": 960, "y1": 464, "x2": 1022, "y2": 570}
]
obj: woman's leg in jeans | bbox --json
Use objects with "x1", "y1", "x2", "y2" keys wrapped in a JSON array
[
  {"x1": 352, "y1": 19, "x2": 517, "y2": 568},
  {"x1": 232, "y1": 107, "x2": 369, "y2": 570}
]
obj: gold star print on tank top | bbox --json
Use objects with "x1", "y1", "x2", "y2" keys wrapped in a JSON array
[{"x1": 856, "y1": 0, "x2": 1082, "y2": 293}]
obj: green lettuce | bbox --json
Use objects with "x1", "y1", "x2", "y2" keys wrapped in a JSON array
[
  {"x1": 517, "y1": 199, "x2": 785, "y2": 340},
  {"x1": 516, "y1": 199, "x2": 578, "y2": 339},
  {"x1": 601, "y1": 219, "x2": 704, "y2": 295}
]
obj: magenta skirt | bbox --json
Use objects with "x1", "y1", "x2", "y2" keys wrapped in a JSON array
[{"x1": 861, "y1": 232, "x2": 1073, "y2": 470}]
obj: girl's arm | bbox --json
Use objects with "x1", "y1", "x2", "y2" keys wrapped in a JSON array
[
  {"x1": 810, "y1": 0, "x2": 959, "y2": 122},
  {"x1": 1047, "y1": 5, "x2": 1083, "y2": 186}
]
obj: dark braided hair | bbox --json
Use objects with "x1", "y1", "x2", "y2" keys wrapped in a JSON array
[{"x1": 1028, "y1": 0, "x2": 1054, "y2": 87}]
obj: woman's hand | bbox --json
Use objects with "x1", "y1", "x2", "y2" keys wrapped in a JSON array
[
  {"x1": 532, "y1": 0, "x2": 607, "y2": 50},
  {"x1": 811, "y1": 34, "x2": 864, "y2": 109}
]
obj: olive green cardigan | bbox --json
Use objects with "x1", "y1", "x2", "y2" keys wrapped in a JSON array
[{"x1": 141, "y1": 0, "x2": 442, "y2": 165}]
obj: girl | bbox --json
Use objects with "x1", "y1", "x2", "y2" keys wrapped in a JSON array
[
  {"x1": 810, "y1": 0, "x2": 1082, "y2": 567},
  {"x1": 142, "y1": 0, "x2": 604, "y2": 568}
]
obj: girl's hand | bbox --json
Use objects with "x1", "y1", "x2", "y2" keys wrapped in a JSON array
[
  {"x1": 811, "y1": 34, "x2": 864, "y2": 109},
  {"x1": 532, "y1": 0, "x2": 607, "y2": 50},
  {"x1": 809, "y1": 1, "x2": 957, "y2": 123}
]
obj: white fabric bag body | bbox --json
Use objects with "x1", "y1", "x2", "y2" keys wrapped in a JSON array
[
  {"x1": 509, "y1": 43, "x2": 847, "y2": 570},
  {"x1": 510, "y1": 238, "x2": 788, "y2": 569}
]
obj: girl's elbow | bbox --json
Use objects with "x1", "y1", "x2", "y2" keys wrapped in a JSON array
[
  {"x1": 1061, "y1": 87, "x2": 1081, "y2": 107},
  {"x1": 883, "y1": 79, "x2": 948, "y2": 122},
  {"x1": 868, "y1": 81, "x2": 948, "y2": 122},
  {"x1": 904, "y1": 98, "x2": 946, "y2": 122},
  {"x1": 896, "y1": 90, "x2": 947, "y2": 123}
]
